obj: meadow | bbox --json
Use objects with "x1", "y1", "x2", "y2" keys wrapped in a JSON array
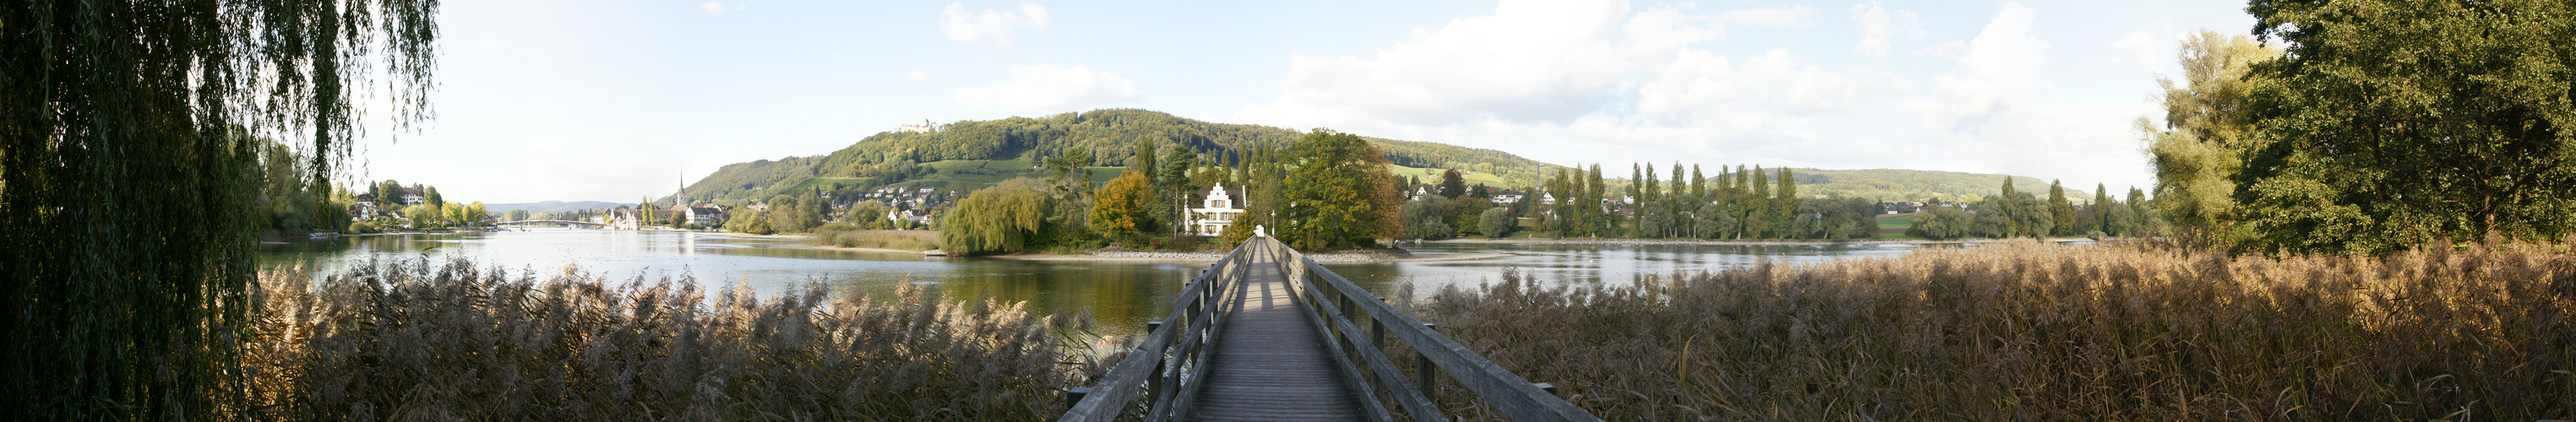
[{"x1": 1412, "y1": 238, "x2": 2576, "y2": 420}]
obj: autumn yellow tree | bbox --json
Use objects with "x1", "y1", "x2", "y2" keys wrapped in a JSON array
[{"x1": 1090, "y1": 171, "x2": 1159, "y2": 244}]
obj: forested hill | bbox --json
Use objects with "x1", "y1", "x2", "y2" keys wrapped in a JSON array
[
  {"x1": 678, "y1": 108, "x2": 2067, "y2": 204},
  {"x1": 1784, "y1": 169, "x2": 2058, "y2": 203},
  {"x1": 678, "y1": 109, "x2": 1561, "y2": 203}
]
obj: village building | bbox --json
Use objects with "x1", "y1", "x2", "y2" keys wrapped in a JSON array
[{"x1": 1185, "y1": 183, "x2": 1248, "y2": 236}]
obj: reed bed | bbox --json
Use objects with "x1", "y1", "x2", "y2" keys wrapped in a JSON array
[
  {"x1": 809, "y1": 225, "x2": 943, "y2": 251},
  {"x1": 243, "y1": 257, "x2": 1100, "y2": 421},
  {"x1": 1413, "y1": 238, "x2": 2576, "y2": 420}
]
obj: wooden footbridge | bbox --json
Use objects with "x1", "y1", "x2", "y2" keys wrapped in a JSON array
[{"x1": 1061, "y1": 236, "x2": 1598, "y2": 421}]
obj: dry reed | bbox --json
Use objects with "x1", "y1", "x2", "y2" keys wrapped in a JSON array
[
  {"x1": 809, "y1": 226, "x2": 943, "y2": 251},
  {"x1": 1414, "y1": 238, "x2": 2576, "y2": 420},
  {"x1": 243, "y1": 257, "x2": 1099, "y2": 421}
]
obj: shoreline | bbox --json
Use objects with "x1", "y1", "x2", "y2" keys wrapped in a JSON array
[
  {"x1": 1430, "y1": 237, "x2": 2095, "y2": 246},
  {"x1": 988, "y1": 251, "x2": 1509, "y2": 263}
]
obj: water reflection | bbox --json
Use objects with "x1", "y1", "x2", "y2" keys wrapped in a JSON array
[{"x1": 259, "y1": 229, "x2": 1931, "y2": 342}]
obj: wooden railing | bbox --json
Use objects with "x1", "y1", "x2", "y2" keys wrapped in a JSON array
[
  {"x1": 1058, "y1": 238, "x2": 1258, "y2": 422},
  {"x1": 1276, "y1": 239, "x2": 1599, "y2": 422},
  {"x1": 1059, "y1": 237, "x2": 1598, "y2": 421}
]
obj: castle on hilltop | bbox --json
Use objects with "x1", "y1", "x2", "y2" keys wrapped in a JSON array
[{"x1": 898, "y1": 119, "x2": 937, "y2": 133}]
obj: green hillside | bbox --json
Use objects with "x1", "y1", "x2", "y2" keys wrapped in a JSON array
[
  {"x1": 677, "y1": 108, "x2": 2068, "y2": 205},
  {"x1": 1789, "y1": 169, "x2": 2060, "y2": 203},
  {"x1": 678, "y1": 109, "x2": 1566, "y2": 203}
]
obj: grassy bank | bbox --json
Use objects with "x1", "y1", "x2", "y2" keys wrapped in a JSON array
[
  {"x1": 242, "y1": 257, "x2": 1103, "y2": 420},
  {"x1": 807, "y1": 224, "x2": 943, "y2": 251},
  {"x1": 1413, "y1": 239, "x2": 2576, "y2": 420}
]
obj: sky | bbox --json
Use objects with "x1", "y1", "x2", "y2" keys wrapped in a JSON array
[{"x1": 352, "y1": 0, "x2": 2259, "y2": 204}]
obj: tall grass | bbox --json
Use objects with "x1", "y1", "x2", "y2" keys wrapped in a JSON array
[
  {"x1": 1413, "y1": 238, "x2": 2576, "y2": 420},
  {"x1": 245, "y1": 257, "x2": 1100, "y2": 420}
]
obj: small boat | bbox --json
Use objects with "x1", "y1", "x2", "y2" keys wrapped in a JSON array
[{"x1": 923, "y1": 250, "x2": 948, "y2": 257}]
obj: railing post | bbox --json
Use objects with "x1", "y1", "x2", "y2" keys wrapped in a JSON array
[
  {"x1": 1065, "y1": 387, "x2": 1092, "y2": 410},
  {"x1": 1418, "y1": 322, "x2": 1438, "y2": 403},
  {"x1": 1146, "y1": 321, "x2": 1165, "y2": 404}
]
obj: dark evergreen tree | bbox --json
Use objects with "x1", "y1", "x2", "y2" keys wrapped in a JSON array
[
  {"x1": 2048, "y1": 180, "x2": 2076, "y2": 236},
  {"x1": 1438, "y1": 169, "x2": 1468, "y2": 198}
]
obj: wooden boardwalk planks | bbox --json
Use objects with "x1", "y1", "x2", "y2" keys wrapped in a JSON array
[{"x1": 1190, "y1": 246, "x2": 1364, "y2": 421}]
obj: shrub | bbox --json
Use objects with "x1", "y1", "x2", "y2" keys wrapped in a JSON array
[{"x1": 1415, "y1": 239, "x2": 2576, "y2": 420}]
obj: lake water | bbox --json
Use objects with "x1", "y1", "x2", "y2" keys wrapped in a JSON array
[{"x1": 257, "y1": 229, "x2": 1933, "y2": 340}]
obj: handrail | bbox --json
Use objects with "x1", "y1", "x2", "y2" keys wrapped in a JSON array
[
  {"x1": 1281, "y1": 238, "x2": 1600, "y2": 422},
  {"x1": 1059, "y1": 237, "x2": 1258, "y2": 422}
]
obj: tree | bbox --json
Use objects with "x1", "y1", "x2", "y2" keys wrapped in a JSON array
[
  {"x1": 1774, "y1": 167, "x2": 1798, "y2": 238},
  {"x1": 2220, "y1": 2, "x2": 2576, "y2": 253},
  {"x1": 1748, "y1": 166, "x2": 1772, "y2": 238},
  {"x1": 1587, "y1": 164, "x2": 1611, "y2": 236},
  {"x1": 942, "y1": 178, "x2": 1056, "y2": 254},
  {"x1": 1091, "y1": 171, "x2": 1158, "y2": 244},
  {"x1": 1478, "y1": 207, "x2": 1516, "y2": 238},
  {"x1": 425, "y1": 186, "x2": 445, "y2": 208},
  {"x1": 1438, "y1": 169, "x2": 1468, "y2": 198},
  {"x1": 1909, "y1": 206, "x2": 1974, "y2": 240},
  {"x1": 2047, "y1": 180, "x2": 2076, "y2": 235},
  {"x1": 1280, "y1": 129, "x2": 1402, "y2": 250},
  {"x1": 2092, "y1": 183, "x2": 2113, "y2": 235},
  {"x1": 1401, "y1": 197, "x2": 1456, "y2": 240},
  {"x1": 2145, "y1": 30, "x2": 2278, "y2": 245},
  {"x1": 1157, "y1": 143, "x2": 1200, "y2": 235}
]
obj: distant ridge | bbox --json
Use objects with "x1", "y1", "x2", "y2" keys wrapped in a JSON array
[
  {"x1": 679, "y1": 109, "x2": 2071, "y2": 203},
  {"x1": 482, "y1": 201, "x2": 627, "y2": 214}
]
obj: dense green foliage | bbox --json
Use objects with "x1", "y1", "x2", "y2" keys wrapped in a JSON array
[
  {"x1": 2237, "y1": 1, "x2": 2576, "y2": 253},
  {"x1": 1280, "y1": 130, "x2": 1404, "y2": 250},
  {"x1": 0, "y1": 0, "x2": 439, "y2": 418},
  {"x1": 2148, "y1": 3, "x2": 2576, "y2": 254},
  {"x1": 941, "y1": 178, "x2": 1059, "y2": 254}
]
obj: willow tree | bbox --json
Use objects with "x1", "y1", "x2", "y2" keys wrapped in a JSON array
[
  {"x1": 1, "y1": 1, "x2": 438, "y2": 419},
  {"x1": 942, "y1": 178, "x2": 1056, "y2": 254},
  {"x1": 2143, "y1": 30, "x2": 2278, "y2": 246}
]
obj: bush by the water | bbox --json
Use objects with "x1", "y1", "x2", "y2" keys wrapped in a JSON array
[
  {"x1": 243, "y1": 258, "x2": 1103, "y2": 420},
  {"x1": 1414, "y1": 239, "x2": 2576, "y2": 420}
]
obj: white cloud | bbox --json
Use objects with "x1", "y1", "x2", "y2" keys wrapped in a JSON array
[
  {"x1": 1718, "y1": 5, "x2": 1819, "y2": 28},
  {"x1": 952, "y1": 65, "x2": 1137, "y2": 112},
  {"x1": 700, "y1": 2, "x2": 723, "y2": 16},
  {"x1": 2115, "y1": 31, "x2": 2159, "y2": 73},
  {"x1": 1925, "y1": 3, "x2": 2046, "y2": 133},
  {"x1": 1227, "y1": 1, "x2": 2156, "y2": 194},
  {"x1": 1250, "y1": 0, "x2": 1705, "y2": 126},
  {"x1": 941, "y1": 2, "x2": 1050, "y2": 46},
  {"x1": 906, "y1": 69, "x2": 929, "y2": 83},
  {"x1": 1850, "y1": 2, "x2": 1923, "y2": 57}
]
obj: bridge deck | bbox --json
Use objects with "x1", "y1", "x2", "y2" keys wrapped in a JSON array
[{"x1": 1190, "y1": 244, "x2": 1364, "y2": 421}]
